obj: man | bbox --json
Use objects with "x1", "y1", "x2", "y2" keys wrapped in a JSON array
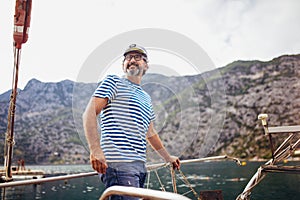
[{"x1": 83, "y1": 44, "x2": 180, "y2": 199}]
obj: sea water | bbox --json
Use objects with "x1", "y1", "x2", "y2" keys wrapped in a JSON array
[{"x1": 1, "y1": 161, "x2": 299, "y2": 200}]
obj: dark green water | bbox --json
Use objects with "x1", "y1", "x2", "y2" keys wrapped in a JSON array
[{"x1": 1, "y1": 161, "x2": 299, "y2": 200}]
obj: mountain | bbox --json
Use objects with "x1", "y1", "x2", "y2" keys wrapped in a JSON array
[{"x1": 0, "y1": 54, "x2": 299, "y2": 164}]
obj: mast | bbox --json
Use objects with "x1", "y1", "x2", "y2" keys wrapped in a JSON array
[{"x1": 3, "y1": 0, "x2": 32, "y2": 182}]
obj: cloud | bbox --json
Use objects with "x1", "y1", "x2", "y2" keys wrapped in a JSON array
[
  {"x1": 0, "y1": 0, "x2": 299, "y2": 93},
  {"x1": 191, "y1": 0, "x2": 300, "y2": 66}
]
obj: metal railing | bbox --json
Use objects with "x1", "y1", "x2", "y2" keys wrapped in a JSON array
[
  {"x1": 236, "y1": 114, "x2": 300, "y2": 200},
  {"x1": 0, "y1": 155, "x2": 240, "y2": 188},
  {"x1": 99, "y1": 185, "x2": 191, "y2": 200}
]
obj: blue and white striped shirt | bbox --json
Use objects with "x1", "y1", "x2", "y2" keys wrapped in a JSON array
[{"x1": 93, "y1": 75, "x2": 155, "y2": 162}]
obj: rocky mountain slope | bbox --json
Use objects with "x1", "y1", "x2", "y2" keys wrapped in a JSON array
[{"x1": 0, "y1": 54, "x2": 299, "y2": 164}]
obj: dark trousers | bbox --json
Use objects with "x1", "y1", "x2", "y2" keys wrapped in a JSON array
[{"x1": 100, "y1": 162, "x2": 147, "y2": 200}]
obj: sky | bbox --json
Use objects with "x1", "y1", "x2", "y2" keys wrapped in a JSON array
[{"x1": 0, "y1": 0, "x2": 299, "y2": 94}]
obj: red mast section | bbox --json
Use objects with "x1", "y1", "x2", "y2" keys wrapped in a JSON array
[{"x1": 14, "y1": 0, "x2": 32, "y2": 49}]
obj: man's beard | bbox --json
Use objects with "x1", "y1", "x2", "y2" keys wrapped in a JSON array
[{"x1": 125, "y1": 63, "x2": 142, "y2": 76}]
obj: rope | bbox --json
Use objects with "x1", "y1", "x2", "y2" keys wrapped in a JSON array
[
  {"x1": 170, "y1": 166, "x2": 177, "y2": 193},
  {"x1": 5, "y1": 132, "x2": 15, "y2": 145},
  {"x1": 154, "y1": 169, "x2": 166, "y2": 192},
  {"x1": 178, "y1": 169, "x2": 200, "y2": 199},
  {"x1": 236, "y1": 167, "x2": 266, "y2": 200},
  {"x1": 146, "y1": 170, "x2": 151, "y2": 189},
  {"x1": 149, "y1": 164, "x2": 199, "y2": 198},
  {"x1": 3, "y1": 45, "x2": 21, "y2": 180}
]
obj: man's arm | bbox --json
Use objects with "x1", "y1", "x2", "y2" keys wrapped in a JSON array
[
  {"x1": 147, "y1": 122, "x2": 180, "y2": 170},
  {"x1": 82, "y1": 97, "x2": 108, "y2": 174}
]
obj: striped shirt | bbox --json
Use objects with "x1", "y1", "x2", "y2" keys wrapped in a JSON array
[{"x1": 93, "y1": 75, "x2": 155, "y2": 162}]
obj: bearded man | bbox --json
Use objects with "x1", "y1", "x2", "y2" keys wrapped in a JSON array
[{"x1": 83, "y1": 44, "x2": 180, "y2": 200}]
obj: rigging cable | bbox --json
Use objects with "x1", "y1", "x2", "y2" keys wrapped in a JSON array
[{"x1": 3, "y1": 0, "x2": 32, "y2": 181}]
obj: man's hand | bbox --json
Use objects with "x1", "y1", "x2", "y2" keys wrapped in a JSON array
[
  {"x1": 83, "y1": 97, "x2": 109, "y2": 174},
  {"x1": 168, "y1": 156, "x2": 181, "y2": 170},
  {"x1": 90, "y1": 152, "x2": 108, "y2": 174}
]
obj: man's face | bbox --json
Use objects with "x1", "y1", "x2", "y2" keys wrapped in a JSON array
[{"x1": 123, "y1": 53, "x2": 148, "y2": 76}]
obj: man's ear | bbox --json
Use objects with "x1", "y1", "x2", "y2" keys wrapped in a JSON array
[
  {"x1": 142, "y1": 63, "x2": 149, "y2": 76},
  {"x1": 144, "y1": 63, "x2": 149, "y2": 71}
]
